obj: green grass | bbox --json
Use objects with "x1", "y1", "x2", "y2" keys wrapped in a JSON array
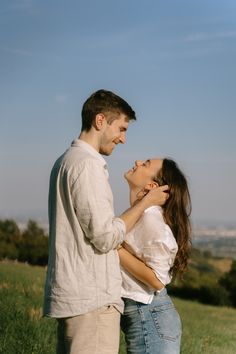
[
  {"x1": 174, "y1": 298, "x2": 236, "y2": 354},
  {"x1": 1, "y1": 262, "x2": 236, "y2": 354}
]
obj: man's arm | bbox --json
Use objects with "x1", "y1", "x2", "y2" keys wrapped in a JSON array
[
  {"x1": 118, "y1": 246, "x2": 164, "y2": 290},
  {"x1": 119, "y1": 185, "x2": 169, "y2": 233},
  {"x1": 72, "y1": 159, "x2": 126, "y2": 252}
]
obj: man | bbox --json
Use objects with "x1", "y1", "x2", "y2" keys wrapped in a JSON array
[{"x1": 43, "y1": 89, "x2": 168, "y2": 354}]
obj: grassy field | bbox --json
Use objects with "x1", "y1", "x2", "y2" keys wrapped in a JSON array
[{"x1": 1, "y1": 262, "x2": 236, "y2": 354}]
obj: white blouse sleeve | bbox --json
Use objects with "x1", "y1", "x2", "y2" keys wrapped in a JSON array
[{"x1": 139, "y1": 211, "x2": 178, "y2": 285}]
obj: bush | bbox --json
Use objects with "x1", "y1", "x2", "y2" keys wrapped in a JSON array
[
  {"x1": 0, "y1": 219, "x2": 21, "y2": 260},
  {"x1": 168, "y1": 285, "x2": 201, "y2": 301},
  {"x1": 0, "y1": 219, "x2": 48, "y2": 266},
  {"x1": 219, "y1": 261, "x2": 236, "y2": 307},
  {"x1": 18, "y1": 220, "x2": 48, "y2": 266},
  {"x1": 198, "y1": 285, "x2": 230, "y2": 306}
]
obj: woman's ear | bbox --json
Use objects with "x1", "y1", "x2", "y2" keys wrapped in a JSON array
[
  {"x1": 136, "y1": 182, "x2": 158, "y2": 200},
  {"x1": 144, "y1": 181, "x2": 158, "y2": 191}
]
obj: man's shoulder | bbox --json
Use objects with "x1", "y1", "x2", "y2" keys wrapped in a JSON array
[
  {"x1": 56, "y1": 145, "x2": 101, "y2": 168},
  {"x1": 50, "y1": 141, "x2": 107, "y2": 183}
]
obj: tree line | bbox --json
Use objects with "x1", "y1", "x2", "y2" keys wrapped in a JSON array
[
  {"x1": 0, "y1": 218, "x2": 235, "y2": 307},
  {"x1": 0, "y1": 219, "x2": 48, "y2": 266}
]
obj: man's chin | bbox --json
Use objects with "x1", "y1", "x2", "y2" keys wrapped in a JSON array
[
  {"x1": 100, "y1": 144, "x2": 116, "y2": 156},
  {"x1": 100, "y1": 148, "x2": 113, "y2": 156},
  {"x1": 104, "y1": 150, "x2": 113, "y2": 156}
]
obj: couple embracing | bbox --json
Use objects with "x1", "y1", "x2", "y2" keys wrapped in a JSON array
[{"x1": 43, "y1": 89, "x2": 191, "y2": 354}]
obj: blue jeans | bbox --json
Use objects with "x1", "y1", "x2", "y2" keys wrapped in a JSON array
[{"x1": 121, "y1": 288, "x2": 182, "y2": 354}]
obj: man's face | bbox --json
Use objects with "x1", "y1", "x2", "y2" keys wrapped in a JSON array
[{"x1": 99, "y1": 114, "x2": 129, "y2": 155}]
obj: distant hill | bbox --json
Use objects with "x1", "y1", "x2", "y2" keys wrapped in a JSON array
[
  {"x1": 193, "y1": 235, "x2": 236, "y2": 259},
  {"x1": 167, "y1": 247, "x2": 234, "y2": 307}
]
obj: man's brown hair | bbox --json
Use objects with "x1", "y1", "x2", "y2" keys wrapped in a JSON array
[{"x1": 81, "y1": 89, "x2": 136, "y2": 132}]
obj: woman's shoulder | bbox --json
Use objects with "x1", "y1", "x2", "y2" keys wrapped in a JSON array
[
  {"x1": 142, "y1": 206, "x2": 164, "y2": 224},
  {"x1": 141, "y1": 207, "x2": 177, "y2": 249}
]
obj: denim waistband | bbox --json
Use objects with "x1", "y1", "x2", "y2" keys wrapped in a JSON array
[
  {"x1": 122, "y1": 288, "x2": 169, "y2": 308},
  {"x1": 154, "y1": 287, "x2": 167, "y2": 297}
]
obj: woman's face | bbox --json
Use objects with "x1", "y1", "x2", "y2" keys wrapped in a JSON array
[{"x1": 125, "y1": 158, "x2": 163, "y2": 189}]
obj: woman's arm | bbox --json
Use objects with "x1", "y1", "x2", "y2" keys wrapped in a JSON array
[{"x1": 118, "y1": 246, "x2": 164, "y2": 291}]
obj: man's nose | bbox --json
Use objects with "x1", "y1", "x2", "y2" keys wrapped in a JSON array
[{"x1": 119, "y1": 132, "x2": 126, "y2": 144}]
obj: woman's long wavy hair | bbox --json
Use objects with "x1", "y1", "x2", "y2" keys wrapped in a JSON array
[{"x1": 154, "y1": 158, "x2": 192, "y2": 279}]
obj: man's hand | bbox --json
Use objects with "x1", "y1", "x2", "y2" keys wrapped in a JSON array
[
  {"x1": 119, "y1": 185, "x2": 169, "y2": 233},
  {"x1": 143, "y1": 185, "x2": 169, "y2": 207}
]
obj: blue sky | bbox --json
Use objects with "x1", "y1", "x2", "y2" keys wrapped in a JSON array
[{"x1": 0, "y1": 0, "x2": 236, "y2": 227}]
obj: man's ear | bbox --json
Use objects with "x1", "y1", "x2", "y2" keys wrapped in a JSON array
[
  {"x1": 144, "y1": 181, "x2": 158, "y2": 191},
  {"x1": 94, "y1": 113, "x2": 106, "y2": 131}
]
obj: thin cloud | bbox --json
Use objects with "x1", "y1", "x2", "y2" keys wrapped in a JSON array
[
  {"x1": 1, "y1": 47, "x2": 63, "y2": 63},
  {"x1": 55, "y1": 95, "x2": 68, "y2": 104},
  {"x1": 185, "y1": 30, "x2": 236, "y2": 42},
  {"x1": 2, "y1": 47, "x2": 33, "y2": 56},
  {"x1": 8, "y1": 0, "x2": 33, "y2": 11},
  {"x1": 0, "y1": 0, "x2": 34, "y2": 15}
]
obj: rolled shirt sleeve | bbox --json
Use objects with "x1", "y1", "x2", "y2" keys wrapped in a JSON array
[
  {"x1": 71, "y1": 158, "x2": 126, "y2": 253},
  {"x1": 143, "y1": 242, "x2": 176, "y2": 285}
]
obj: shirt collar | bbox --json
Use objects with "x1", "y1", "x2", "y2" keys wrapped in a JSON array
[
  {"x1": 71, "y1": 138, "x2": 107, "y2": 168},
  {"x1": 144, "y1": 205, "x2": 163, "y2": 213}
]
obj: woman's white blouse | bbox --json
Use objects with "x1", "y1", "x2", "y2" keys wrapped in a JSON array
[{"x1": 121, "y1": 206, "x2": 178, "y2": 304}]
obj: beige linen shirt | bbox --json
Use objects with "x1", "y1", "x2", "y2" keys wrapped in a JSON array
[
  {"x1": 121, "y1": 206, "x2": 178, "y2": 304},
  {"x1": 43, "y1": 139, "x2": 125, "y2": 318}
]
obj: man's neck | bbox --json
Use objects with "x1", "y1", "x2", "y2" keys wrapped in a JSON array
[{"x1": 79, "y1": 130, "x2": 100, "y2": 152}]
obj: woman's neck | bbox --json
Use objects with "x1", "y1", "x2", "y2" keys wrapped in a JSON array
[{"x1": 129, "y1": 187, "x2": 142, "y2": 206}]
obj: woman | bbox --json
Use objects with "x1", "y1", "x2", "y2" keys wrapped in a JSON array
[{"x1": 118, "y1": 158, "x2": 191, "y2": 354}]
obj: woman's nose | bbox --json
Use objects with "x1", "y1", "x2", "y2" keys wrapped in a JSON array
[{"x1": 135, "y1": 160, "x2": 142, "y2": 166}]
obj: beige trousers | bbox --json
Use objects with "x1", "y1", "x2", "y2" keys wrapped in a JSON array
[{"x1": 56, "y1": 305, "x2": 121, "y2": 354}]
